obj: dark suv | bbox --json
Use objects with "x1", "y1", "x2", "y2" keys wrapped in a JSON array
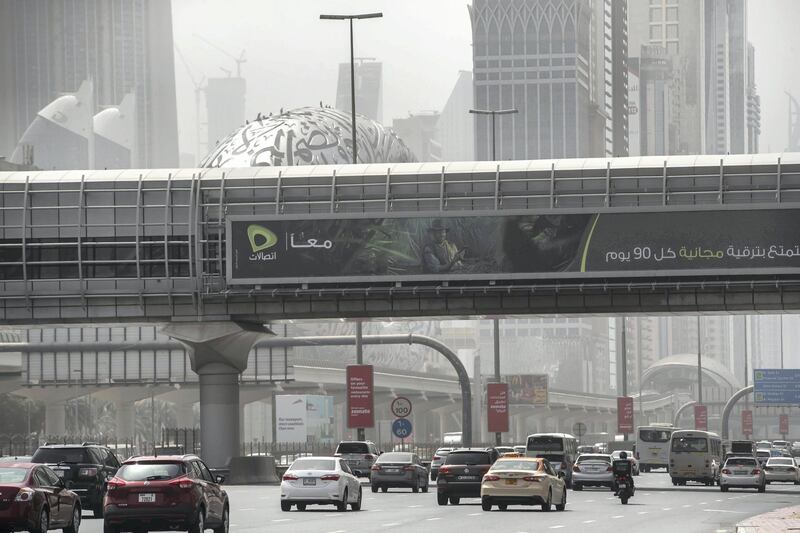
[
  {"x1": 31, "y1": 443, "x2": 120, "y2": 517},
  {"x1": 436, "y1": 447, "x2": 499, "y2": 505},
  {"x1": 103, "y1": 455, "x2": 228, "y2": 533}
]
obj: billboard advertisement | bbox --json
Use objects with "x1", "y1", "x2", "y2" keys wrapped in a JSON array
[
  {"x1": 487, "y1": 383, "x2": 509, "y2": 433},
  {"x1": 347, "y1": 365, "x2": 374, "y2": 428},
  {"x1": 742, "y1": 410, "x2": 753, "y2": 435},
  {"x1": 753, "y1": 369, "x2": 800, "y2": 404},
  {"x1": 503, "y1": 374, "x2": 548, "y2": 406},
  {"x1": 276, "y1": 395, "x2": 307, "y2": 443},
  {"x1": 617, "y1": 396, "x2": 634, "y2": 434},
  {"x1": 694, "y1": 405, "x2": 708, "y2": 431},
  {"x1": 780, "y1": 414, "x2": 789, "y2": 435},
  {"x1": 227, "y1": 209, "x2": 800, "y2": 284}
]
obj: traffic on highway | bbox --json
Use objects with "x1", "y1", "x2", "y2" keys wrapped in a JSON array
[{"x1": 4, "y1": 429, "x2": 800, "y2": 532}]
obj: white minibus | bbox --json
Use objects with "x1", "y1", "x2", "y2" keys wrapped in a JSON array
[
  {"x1": 669, "y1": 430, "x2": 722, "y2": 486},
  {"x1": 526, "y1": 433, "x2": 578, "y2": 487},
  {"x1": 636, "y1": 424, "x2": 675, "y2": 472}
]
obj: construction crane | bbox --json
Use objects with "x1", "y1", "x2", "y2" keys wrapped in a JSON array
[
  {"x1": 174, "y1": 44, "x2": 206, "y2": 163},
  {"x1": 193, "y1": 34, "x2": 246, "y2": 78}
]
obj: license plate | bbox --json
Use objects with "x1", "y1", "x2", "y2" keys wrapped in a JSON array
[
  {"x1": 618, "y1": 483, "x2": 627, "y2": 489},
  {"x1": 734, "y1": 470, "x2": 747, "y2": 475},
  {"x1": 386, "y1": 468, "x2": 399, "y2": 473},
  {"x1": 505, "y1": 479, "x2": 517, "y2": 485},
  {"x1": 457, "y1": 476, "x2": 477, "y2": 480},
  {"x1": 138, "y1": 493, "x2": 155, "y2": 503},
  {"x1": 303, "y1": 478, "x2": 316, "y2": 486}
]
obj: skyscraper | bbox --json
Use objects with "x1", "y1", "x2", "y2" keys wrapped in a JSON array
[
  {"x1": 206, "y1": 77, "x2": 247, "y2": 150},
  {"x1": 437, "y1": 71, "x2": 475, "y2": 162},
  {"x1": 0, "y1": 0, "x2": 179, "y2": 167},
  {"x1": 335, "y1": 60, "x2": 383, "y2": 123},
  {"x1": 468, "y1": 0, "x2": 628, "y2": 161}
]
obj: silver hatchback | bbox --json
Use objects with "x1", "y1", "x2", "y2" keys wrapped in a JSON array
[{"x1": 572, "y1": 454, "x2": 614, "y2": 491}]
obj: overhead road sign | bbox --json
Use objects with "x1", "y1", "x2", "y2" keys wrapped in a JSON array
[{"x1": 753, "y1": 369, "x2": 800, "y2": 405}]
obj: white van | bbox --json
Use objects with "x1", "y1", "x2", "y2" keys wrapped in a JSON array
[
  {"x1": 526, "y1": 433, "x2": 578, "y2": 487},
  {"x1": 636, "y1": 424, "x2": 675, "y2": 472},
  {"x1": 669, "y1": 430, "x2": 722, "y2": 486}
]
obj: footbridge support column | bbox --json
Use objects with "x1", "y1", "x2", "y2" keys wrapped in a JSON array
[{"x1": 162, "y1": 321, "x2": 273, "y2": 469}]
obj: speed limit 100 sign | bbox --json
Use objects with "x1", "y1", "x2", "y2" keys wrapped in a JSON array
[{"x1": 391, "y1": 396, "x2": 412, "y2": 418}]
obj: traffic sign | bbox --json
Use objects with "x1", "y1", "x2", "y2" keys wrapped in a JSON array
[
  {"x1": 754, "y1": 369, "x2": 800, "y2": 404},
  {"x1": 392, "y1": 418, "x2": 413, "y2": 439},
  {"x1": 391, "y1": 397, "x2": 413, "y2": 418},
  {"x1": 572, "y1": 422, "x2": 587, "y2": 438}
]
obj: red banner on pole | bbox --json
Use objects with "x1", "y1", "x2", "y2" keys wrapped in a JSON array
[
  {"x1": 742, "y1": 410, "x2": 753, "y2": 436},
  {"x1": 617, "y1": 396, "x2": 634, "y2": 434},
  {"x1": 780, "y1": 414, "x2": 789, "y2": 435},
  {"x1": 346, "y1": 365, "x2": 374, "y2": 428},
  {"x1": 694, "y1": 405, "x2": 708, "y2": 431},
  {"x1": 487, "y1": 383, "x2": 509, "y2": 433}
]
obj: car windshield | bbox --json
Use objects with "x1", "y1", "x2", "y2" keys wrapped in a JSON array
[
  {"x1": 490, "y1": 460, "x2": 539, "y2": 472},
  {"x1": 290, "y1": 459, "x2": 336, "y2": 471},
  {"x1": 336, "y1": 443, "x2": 369, "y2": 454},
  {"x1": 0, "y1": 467, "x2": 28, "y2": 483},
  {"x1": 445, "y1": 452, "x2": 490, "y2": 465},
  {"x1": 671, "y1": 437, "x2": 708, "y2": 453},
  {"x1": 578, "y1": 455, "x2": 611, "y2": 463},
  {"x1": 117, "y1": 463, "x2": 184, "y2": 481},
  {"x1": 377, "y1": 453, "x2": 412, "y2": 463},
  {"x1": 725, "y1": 458, "x2": 756, "y2": 467},
  {"x1": 768, "y1": 458, "x2": 794, "y2": 465},
  {"x1": 31, "y1": 448, "x2": 90, "y2": 464},
  {"x1": 639, "y1": 429, "x2": 672, "y2": 442}
]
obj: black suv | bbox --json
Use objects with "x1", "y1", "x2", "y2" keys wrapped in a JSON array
[
  {"x1": 436, "y1": 447, "x2": 499, "y2": 505},
  {"x1": 31, "y1": 442, "x2": 120, "y2": 517}
]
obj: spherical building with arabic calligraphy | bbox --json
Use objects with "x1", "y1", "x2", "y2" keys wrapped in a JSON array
[{"x1": 200, "y1": 106, "x2": 417, "y2": 167}]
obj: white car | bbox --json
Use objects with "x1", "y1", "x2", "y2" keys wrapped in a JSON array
[
  {"x1": 764, "y1": 457, "x2": 800, "y2": 484},
  {"x1": 281, "y1": 456, "x2": 363, "y2": 512},
  {"x1": 720, "y1": 457, "x2": 766, "y2": 492}
]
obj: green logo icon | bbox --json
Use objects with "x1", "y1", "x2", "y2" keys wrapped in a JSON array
[{"x1": 247, "y1": 224, "x2": 278, "y2": 252}]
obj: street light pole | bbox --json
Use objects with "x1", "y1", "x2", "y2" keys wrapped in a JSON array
[
  {"x1": 469, "y1": 108, "x2": 518, "y2": 161},
  {"x1": 320, "y1": 12, "x2": 383, "y2": 164}
]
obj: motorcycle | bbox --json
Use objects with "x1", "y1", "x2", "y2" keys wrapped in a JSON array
[{"x1": 615, "y1": 472, "x2": 634, "y2": 504}]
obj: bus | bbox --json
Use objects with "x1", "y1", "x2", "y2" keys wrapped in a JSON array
[
  {"x1": 669, "y1": 430, "x2": 723, "y2": 486},
  {"x1": 526, "y1": 433, "x2": 578, "y2": 487},
  {"x1": 635, "y1": 423, "x2": 675, "y2": 472}
]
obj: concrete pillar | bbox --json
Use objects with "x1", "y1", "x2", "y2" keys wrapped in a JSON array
[
  {"x1": 45, "y1": 402, "x2": 66, "y2": 437},
  {"x1": 115, "y1": 401, "x2": 135, "y2": 442},
  {"x1": 162, "y1": 321, "x2": 272, "y2": 469}
]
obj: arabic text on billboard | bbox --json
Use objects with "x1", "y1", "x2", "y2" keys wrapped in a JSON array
[
  {"x1": 487, "y1": 383, "x2": 509, "y2": 434},
  {"x1": 227, "y1": 209, "x2": 800, "y2": 284}
]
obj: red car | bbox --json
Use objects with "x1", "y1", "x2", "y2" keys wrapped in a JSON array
[
  {"x1": 102, "y1": 455, "x2": 228, "y2": 533},
  {"x1": 0, "y1": 462, "x2": 82, "y2": 533}
]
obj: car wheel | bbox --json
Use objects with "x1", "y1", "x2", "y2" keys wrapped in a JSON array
[
  {"x1": 758, "y1": 484, "x2": 766, "y2": 493},
  {"x1": 381, "y1": 486, "x2": 388, "y2": 493},
  {"x1": 336, "y1": 489, "x2": 348, "y2": 512},
  {"x1": 431, "y1": 473, "x2": 438, "y2": 481},
  {"x1": 412, "y1": 478, "x2": 419, "y2": 493},
  {"x1": 280, "y1": 501, "x2": 291, "y2": 512},
  {"x1": 188, "y1": 507, "x2": 205, "y2": 533},
  {"x1": 621, "y1": 494, "x2": 629, "y2": 504},
  {"x1": 93, "y1": 502, "x2": 104, "y2": 518},
  {"x1": 64, "y1": 505, "x2": 81, "y2": 533},
  {"x1": 449, "y1": 496, "x2": 460, "y2": 505},
  {"x1": 481, "y1": 497, "x2": 492, "y2": 511},
  {"x1": 556, "y1": 488, "x2": 567, "y2": 511},
  {"x1": 351, "y1": 487, "x2": 362, "y2": 511},
  {"x1": 422, "y1": 481, "x2": 429, "y2": 493},
  {"x1": 541, "y1": 489, "x2": 552, "y2": 512},
  {"x1": 573, "y1": 483, "x2": 583, "y2": 491},
  {"x1": 32, "y1": 507, "x2": 49, "y2": 533},
  {"x1": 371, "y1": 484, "x2": 378, "y2": 493},
  {"x1": 720, "y1": 485, "x2": 728, "y2": 492},
  {"x1": 213, "y1": 505, "x2": 229, "y2": 533},
  {"x1": 437, "y1": 493, "x2": 448, "y2": 506},
  {"x1": 297, "y1": 503, "x2": 306, "y2": 511}
]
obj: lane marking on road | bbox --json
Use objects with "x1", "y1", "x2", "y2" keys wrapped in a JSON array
[
  {"x1": 382, "y1": 523, "x2": 400, "y2": 527},
  {"x1": 324, "y1": 513, "x2": 343, "y2": 517},
  {"x1": 662, "y1": 507, "x2": 672, "y2": 511},
  {"x1": 606, "y1": 496, "x2": 616, "y2": 500},
  {"x1": 368, "y1": 509, "x2": 383, "y2": 512},
  {"x1": 549, "y1": 526, "x2": 565, "y2": 529},
  {"x1": 612, "y1": 515, "x2": 624, "y2": 519},
  {"x1": 468, "y1": 512, "x2": 482, "y2": 516},
  {"x1": 638, "y1": 511, "x2": 648, "y2": 515},
  {"x1": 703, "y1": 509, "x2": 746, "y2": 514},
  {"x1": 682, "y1": 504, "x2": 692, "y2": 508},
  {"x1": 643, "y1": 493, "x2": 651, "y2": 496},
  {"x1": 407, "y1": 505, "x2": 422, "y2": 508},
  {"x1": 585, "y1": 499, "x2": 595, "y2": 503},
  {"x1": 240, "y1": 508, "x2": 256, "y2": 511},
  {"x1": 715, "y1": 499, "x2": 723, "y2": 502},
  {"x1": 272, "y1": 518, "x2": 293, "y2": 522},
  {"x1": 426, "y1": 517, "x2": 442, "y2": 521},
  {"x1": 583, "y1": 520, "x2": 596, "y2": 524},
  {"x1": 325, "y1": 530, "x2": 346, "y2": 533}
]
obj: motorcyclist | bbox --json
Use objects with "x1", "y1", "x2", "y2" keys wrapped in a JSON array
[{"x1": 613, "y1": 451, "x2": 635, "y2": 496}]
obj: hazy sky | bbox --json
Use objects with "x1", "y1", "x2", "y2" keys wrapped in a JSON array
[{"x1": 172, "y1": 0, "x2": 798, "y2": 162}]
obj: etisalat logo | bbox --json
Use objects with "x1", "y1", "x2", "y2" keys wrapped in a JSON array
[{"x1": 247, "y1": 224, "x2": 278, "y2": 261}]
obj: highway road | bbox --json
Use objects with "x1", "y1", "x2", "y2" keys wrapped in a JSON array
[{"x1": 78, "y1": 473, "x2": 800, "y2": 533}]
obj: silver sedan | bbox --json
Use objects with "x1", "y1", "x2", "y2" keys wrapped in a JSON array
[
  {"x1": 572, "y1": 454, "x2": 614, "y2": 491},
  {"x1": 765, "y1": 457, "x2": 800, "y2": 484}
]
